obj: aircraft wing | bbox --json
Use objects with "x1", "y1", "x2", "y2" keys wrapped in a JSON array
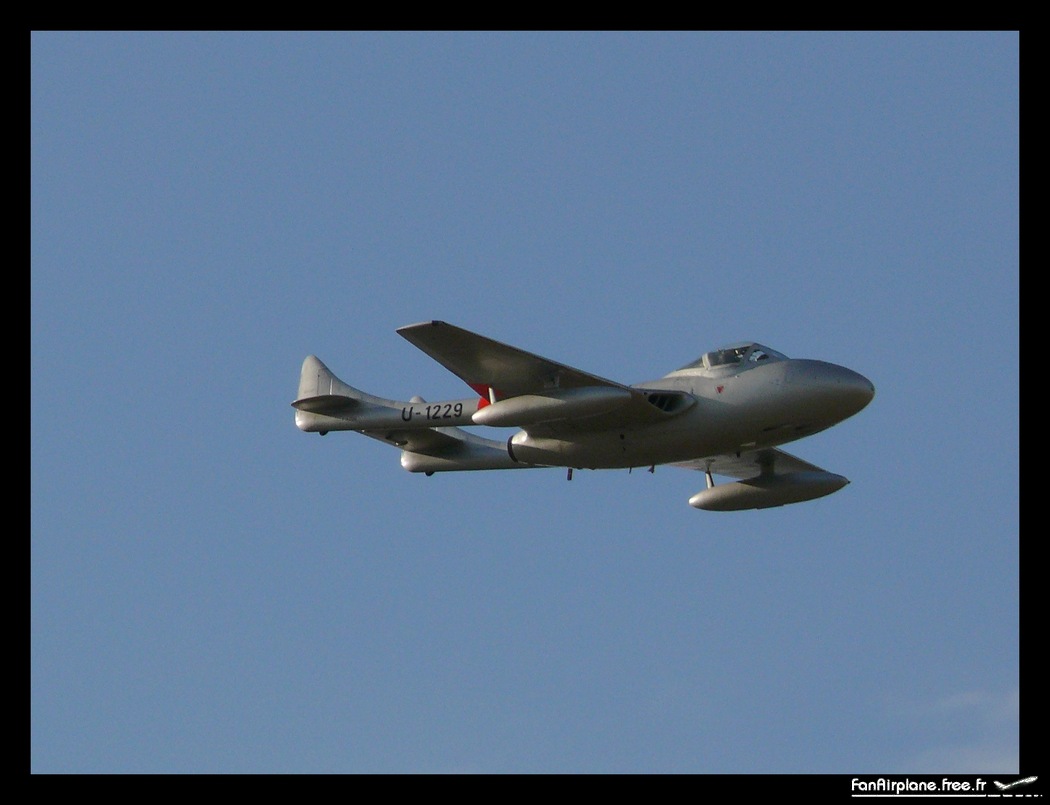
[
  {"x1": 358, "y1": 425, "x2": 535, "y2": 472},
  {"x1": 357, "y1": 424, "x2": 470, "y2": 454},
  {"x1": 674, "y1": 447, "x2": 830, "y2": 480},
  {"x1": 397, "y1": 321, "x2": 691, "y2": 433},
  {"x1": 397, "y1": 320, "x2": 627, "y2": 396}
]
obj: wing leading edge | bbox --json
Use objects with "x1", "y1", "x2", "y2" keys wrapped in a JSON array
[
  {"x1": 673, "y1": 447, "x2": 830, "y2": 479},
  {"x1": 396, "y1": 320, "x2": 628, "y2": 397},
  {"x1": 360, "y1": 425, "x2": 532, "y2": 473}
]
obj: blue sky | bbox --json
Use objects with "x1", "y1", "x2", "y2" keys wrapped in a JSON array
[{"x1": 31, "y1": 31, "x2": 1019, "y2": 774}]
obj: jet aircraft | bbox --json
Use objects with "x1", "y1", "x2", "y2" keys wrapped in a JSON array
[
  {"x1": 293, "y1": 321, "x2": 874, "y2": 510},
  {"x1": 993, "y1": 778, "x2": 1037, "y2": 792}
]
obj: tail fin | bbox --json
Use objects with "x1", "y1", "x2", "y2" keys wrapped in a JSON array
[
  {"x1": 293, "y1": 355, "x2": 398, "y2": 432},
  {"x1": 298, "y1": 355, "x2": 364, "y2": 402}
]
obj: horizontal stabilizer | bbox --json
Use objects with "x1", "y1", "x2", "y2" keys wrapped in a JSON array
[{"x1": 291, "y1": 394, "x2": 359, "y2": 417}]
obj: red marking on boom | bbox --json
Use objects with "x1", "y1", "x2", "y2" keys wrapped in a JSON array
[{"x1": 469, "y1": 383, "x2": 492, "y2": 409}]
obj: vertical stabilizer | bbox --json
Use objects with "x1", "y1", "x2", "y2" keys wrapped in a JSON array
[{"x1": 297, "y1": 355, "x2": 362, "y2": 401}]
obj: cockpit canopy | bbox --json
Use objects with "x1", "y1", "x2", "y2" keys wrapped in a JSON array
[{"x1": 676, "y1": 342, "x2": 788, "y2": 373}]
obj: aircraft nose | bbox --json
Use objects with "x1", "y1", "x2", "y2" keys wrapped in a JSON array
[
  {"x1": 789, "y1": 360, "x2": 875, "y2": 419},
  {"x1": 818, "y1": 365, "x2": 877, "y2": 415},
  {"x1": 831, "y1": 365, "x2": 875, "y2": 411}
]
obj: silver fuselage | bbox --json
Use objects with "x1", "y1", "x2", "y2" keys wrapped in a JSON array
[{"x1": 507, "y1": 359, "x2": 874, "y2": 469}]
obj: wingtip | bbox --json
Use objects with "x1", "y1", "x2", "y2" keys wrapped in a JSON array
[{"x1": 396, "y1": 320, "x2": 447, "y2": 335}]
